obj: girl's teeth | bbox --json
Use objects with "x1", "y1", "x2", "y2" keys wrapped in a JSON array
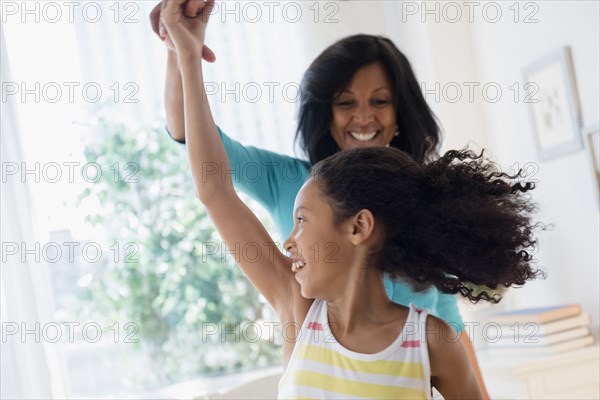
[
  {"x1": 292, "y1": 260, "x2": 306, "y2": 272},
  {"x1": 350, "y1": 131, "x2": 378, "y2": 141}
]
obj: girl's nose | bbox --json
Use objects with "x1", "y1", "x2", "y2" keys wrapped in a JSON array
[
  {"x1": 284, "y1": 240, "x2": 303, "y2": 261},
  {"x1": 283, "y1": 239, "x2": 295, "y2": 256}
]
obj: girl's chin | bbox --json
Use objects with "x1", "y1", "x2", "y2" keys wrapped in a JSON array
[
  {"x1": 296, "y1": 274, "x2": 316, "y2": 299},
  {"x1": 300, "y1": 291, "x2": 314, "y2": 299},
  {"x1": 299, "y1": 287, "x2": 316, "y2": 300}
]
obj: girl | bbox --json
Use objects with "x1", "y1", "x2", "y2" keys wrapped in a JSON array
[
  {"x1": 160, "y1": 0, "x2": 541, "y2": 397},
  {"x1": 150, "y1": 3, "x2": 495, "y2": 392}
]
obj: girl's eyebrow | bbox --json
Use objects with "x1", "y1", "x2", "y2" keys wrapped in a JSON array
[{"x1": 294, "y1": 206, "x2": 309, "y2": 214}]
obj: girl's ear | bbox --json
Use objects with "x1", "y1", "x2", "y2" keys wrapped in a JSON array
[{"x1": 349, "y1": 209, "x2": 376, "y2": 245}]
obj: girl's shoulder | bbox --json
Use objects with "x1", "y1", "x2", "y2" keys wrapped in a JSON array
[{"x1": 425, "y1": 313, "x2": 464, "y2": 375}]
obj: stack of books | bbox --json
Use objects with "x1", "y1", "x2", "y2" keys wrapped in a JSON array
[{"x1": 486, "y1": 304, "x2": 595, "y2": 357}]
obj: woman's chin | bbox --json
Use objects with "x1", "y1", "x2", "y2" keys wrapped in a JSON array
[{"x1": 342, "y1": 135, "x2": 386, "y2": 149}]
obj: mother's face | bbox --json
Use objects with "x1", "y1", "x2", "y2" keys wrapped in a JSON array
[{"x1": 330, "y1": 62, "x2": 397, "y2": 150}]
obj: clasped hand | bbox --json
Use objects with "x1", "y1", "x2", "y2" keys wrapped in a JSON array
[{"x1": 150, "y1": 0, "x2": 216, "y2": 63}]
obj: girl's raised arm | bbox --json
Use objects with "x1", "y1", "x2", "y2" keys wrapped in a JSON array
[{"x1": 160, "y1": 0, "x2": 297, "y2": 314}]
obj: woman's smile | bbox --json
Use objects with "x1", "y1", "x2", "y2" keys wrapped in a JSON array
[{"x1": 346, "y1": 129, "x2": 383, "y2": 146}]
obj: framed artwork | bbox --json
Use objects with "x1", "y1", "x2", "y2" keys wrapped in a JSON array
[
  {"x1": 583, "y1": 123, "x2": 600, "y2": 206},
  {"x1": 523, "y1": 47, "x2": 582, "y2": 160}
]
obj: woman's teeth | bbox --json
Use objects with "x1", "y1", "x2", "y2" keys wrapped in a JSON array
[
  {"x1": 349, "y1": 131, "x2": 378, "y2": 141},
  {"x1": 291, "y1": 260, "x2": 306, "y2": 272}
]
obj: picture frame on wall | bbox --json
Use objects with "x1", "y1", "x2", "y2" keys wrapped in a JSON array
[
  {"x1": 583, "y1": 123, "x2": 600, "y2": 207},
  {"x1": 523, "y1": 47, "x2": 583, "y2": 160}
]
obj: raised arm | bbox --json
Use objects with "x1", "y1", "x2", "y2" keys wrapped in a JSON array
[
  {"x1": 150, "y1": 0, "x2": 215, "y2": 142},
  {"x1": 164, "y1": 50, "x2": 186, "y2": 142},
  {"x1": 152, "y1": 2, "x2": 309, "y2": 227},
  {"x1": 160, "y1": 0, "x2": 295, "y2": 313}
]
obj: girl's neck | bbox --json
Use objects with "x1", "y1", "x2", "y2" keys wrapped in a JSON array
[{"x1": 324, "y1": 270, "x2": 398, "y2": 336}]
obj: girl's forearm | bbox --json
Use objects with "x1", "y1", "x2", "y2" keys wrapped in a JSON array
[
  {"x1": 179, "y1": 56, "x2": 233, "y2": 203},
  {"x1": 165, "y1": 51, "x2": 186, "y2": 142}
]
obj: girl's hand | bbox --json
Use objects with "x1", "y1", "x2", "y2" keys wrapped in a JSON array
[
  {"x1": 160, "y1": 0, "x2": 215, "y2": 64},
  {"x1": 150, "y1": 1, "x2": 216, "y2": 62}
]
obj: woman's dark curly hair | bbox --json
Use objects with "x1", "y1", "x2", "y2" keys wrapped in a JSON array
[
  {"x1": 296, "y1": 34, "x2": 441, "y2": 166},
  {"x1": 310, "y1": 146, "x2": 545, "y2": 303}
]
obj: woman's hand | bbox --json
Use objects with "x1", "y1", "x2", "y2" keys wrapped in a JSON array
[
  {"x1": 150, "y1": 1, "x2": 216, "y2": 61},
  {"x1": 158, "y1": 0, "x2": 215, "y2": 64}
]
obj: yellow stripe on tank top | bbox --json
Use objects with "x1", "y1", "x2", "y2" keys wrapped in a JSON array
[
  {"x1": 295, "y1": 344, "x2": 425, "y2": 380},
  {"x1": 289, "y1": 370, "x2": 428, "y2": 399}
]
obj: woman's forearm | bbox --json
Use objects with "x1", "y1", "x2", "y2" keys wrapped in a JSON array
[
  {"x1": 165, "y1": 50, "x2": 186, "y2": 142},
  {"x1": 178, "y1": 56, "x2": 233, "y2": 203}
]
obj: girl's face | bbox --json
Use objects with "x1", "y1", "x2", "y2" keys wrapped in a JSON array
[
  {"x1": 284, "y1": 179, "x2": 354, "y2": 299},
  {"x1": 330, "y1": 62, "x2": 397, "y2": 150}
]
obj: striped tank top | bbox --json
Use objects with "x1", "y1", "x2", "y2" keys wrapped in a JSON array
[{"x1": 278, "y1": 299, "x2": 432, "y2": 399}]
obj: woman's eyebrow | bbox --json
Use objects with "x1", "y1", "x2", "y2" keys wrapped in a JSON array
[{"x1": 341, "y1": 86, "x2": 391, "y2": 94}]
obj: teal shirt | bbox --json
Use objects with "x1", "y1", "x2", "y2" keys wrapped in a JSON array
[{"x1": 178, "y1": 126, "x2": 464, "y2": 332}]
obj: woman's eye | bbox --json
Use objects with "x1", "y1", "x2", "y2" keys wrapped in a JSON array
[
  {"x1": 296, "y1": 216, "x2": 304, "y2": 223},
  {"x1": 336, "y1": 100, "x2": 354, "y2": 108},
  {"x1": 373, "y1": 99, "x2": 391, "y2": 106}
]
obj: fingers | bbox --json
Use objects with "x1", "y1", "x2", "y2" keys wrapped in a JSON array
[
  {"x1": 161, "y1": 0, "x2": 187, "y2": 19},
  {"x1": 185, "y1": 0, "x2": 203, "y2": 17},
  {"x1": 161, "y1": 0, "x2": 186, "y2": 33},
  {"x1": 202, "y1": 0, "x2": 216, "y2": 19},
  {"x1": 159, "y1": 21, "x2": 167, "y2": 39},
  {"x1": 150, "y1": 2, "x2": 161, "y2": 35},
  {"x1": 187, "y1": 0, "x2": 215, "y2": 21},
  {"x1": 159, "y1": 0, "x2": 213, "y2": 27},
  {"x1": 202, "y1": 44, "x2": 216, "y2": 62}
]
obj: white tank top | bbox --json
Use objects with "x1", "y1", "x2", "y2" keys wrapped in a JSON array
[{"x1": 278, "y1": 299, "x2": 432, "y2": 399}]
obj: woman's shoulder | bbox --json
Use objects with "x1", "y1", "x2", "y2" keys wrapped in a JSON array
[
  {"x1": 387, "y1": 279, "x2": 440, "y2": 307},
  {"x1": 216, "y1": 125, "x2": 311, "y2": 170},
  {"x1": 256, "y1": 147, "x2": 311, "y2": 171}
]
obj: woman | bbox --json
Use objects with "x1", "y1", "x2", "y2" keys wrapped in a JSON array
[
  {"x1": 159, "y1": 2, "x2": 542, "y2": 398},
  {"x1": 151, "y1": 1, "x2": 486, "y2": 394}
]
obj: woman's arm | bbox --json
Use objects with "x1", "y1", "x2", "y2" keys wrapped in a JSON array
[
  {"x1": 151, "y1": 0, "x2": 215, "y2": 142},
  {"x1": 153, "y1": 2, "x2": 309, "y2": 224},
  {"x1": 160, "y1": 0, "x2": 297, "y2": 313}
]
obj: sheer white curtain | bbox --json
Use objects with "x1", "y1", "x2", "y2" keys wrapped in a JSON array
[
  {"x1": 1, "y1": 2, "x2": 313, "y2": 398},
  {"x1": 70, "y1": 1, "x2": 308, "y2": 156},
  {"x1": 0, "y1": 25, "x2": 66, "y2": 399},
  {"x1": 2, "y1": 2, "x2": 416, "y2": 397}
]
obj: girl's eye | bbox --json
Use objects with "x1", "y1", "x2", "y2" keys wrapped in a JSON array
[{"x1": 296, "y1": 216, "x2": 305, "y2": 223}]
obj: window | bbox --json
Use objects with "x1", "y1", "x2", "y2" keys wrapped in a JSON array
[{"x1": 2, "y1": 2, "x2": 309, "y2": 397}]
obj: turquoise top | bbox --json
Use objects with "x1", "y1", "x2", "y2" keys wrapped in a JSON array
[{"x1": 174, "y1": 126, "x2": 464, "y2": 332}]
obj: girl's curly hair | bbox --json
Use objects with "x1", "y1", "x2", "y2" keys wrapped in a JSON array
[{"x1": 310, "y1": 146, "x2": 545, "y2": 303}]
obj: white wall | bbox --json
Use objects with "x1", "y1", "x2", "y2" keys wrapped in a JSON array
[
  {"x1": 300, "y1": 2, "x2": 599, "y2": 335},
  {"x1": 383, "y1": 1, "x2": 599, "y2": 334},
  {"x1": 467, "y1": 1, "x2": 600, "y2": 332}
]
